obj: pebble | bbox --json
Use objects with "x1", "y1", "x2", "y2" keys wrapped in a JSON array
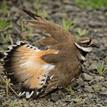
[
  {"x1": 94, "y1": 76, "x2": 104, "y2": 82},
  {"x1": 84, "y1": 85, "x2": 94, "y2": 92},
  {"x1": 82, "y1": 73, "x2": 93, "y2": 81},
  {"x1": 100, "y1": 91, "x2": 107, "y2": 97}
]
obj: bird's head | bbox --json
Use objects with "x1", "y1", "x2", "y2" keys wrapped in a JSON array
[{"x1": 74, "y1": 37, "x2": 92, "y2": 61}]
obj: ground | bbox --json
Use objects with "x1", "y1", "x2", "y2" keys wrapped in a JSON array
[{"x1": 0, "y1": 0, "x2": 107, "y2": 107}]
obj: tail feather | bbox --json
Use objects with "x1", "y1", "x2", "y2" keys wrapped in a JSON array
[{"x1": 4, "y1": 41, "x2": 58, "y2": 90}]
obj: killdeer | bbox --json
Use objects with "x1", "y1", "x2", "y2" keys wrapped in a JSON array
[{"x1": 4, "y1": 9, "x2": 92, "y2": 98}]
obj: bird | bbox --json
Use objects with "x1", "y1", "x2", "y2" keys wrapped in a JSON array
[{"x1": 3, "y1": 9, "x2": 92, "y2": 99}]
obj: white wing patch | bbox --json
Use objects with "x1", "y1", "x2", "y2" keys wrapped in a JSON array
[{"x1": 43, "y1": 64, "x2": 55, "y2": 72}]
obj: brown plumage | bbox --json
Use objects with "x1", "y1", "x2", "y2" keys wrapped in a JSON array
[{"x1": 4, "y1": 9, "x2": 92, "y2": 98}]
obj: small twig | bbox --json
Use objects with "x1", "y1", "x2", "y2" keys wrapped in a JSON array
[
  {"x1": 0, "y1": 74, "x2": 19, "y2": 97},
  {"x1": 8, "y1": 84, "x2": 19, "y2": 96},
  {"x1": 5, "y1": 79, "x2": 9, "y2": 97}
]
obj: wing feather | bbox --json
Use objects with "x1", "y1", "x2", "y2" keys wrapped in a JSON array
[{"x1": 4, "y1": 43, "x2": 58, "y2": 90}]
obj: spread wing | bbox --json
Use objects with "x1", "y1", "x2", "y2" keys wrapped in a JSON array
[{"x1": 4, "y1": 42, "x2": 59, "y2": 98}]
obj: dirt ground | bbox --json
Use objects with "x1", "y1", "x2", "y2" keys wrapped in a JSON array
[{"x1": 0, "y1": 0, "x2": 107, "y2": 107}]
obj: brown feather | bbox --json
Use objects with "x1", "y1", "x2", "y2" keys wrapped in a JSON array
[
  {"x1": 37, "y1": 37, "x2": 58, "y2": 46},
  {"x1": 23, "y1": 9, "x2": 74, "y2": 43},
  {"x1": 3, "y1": 9, "x2": 92, "y2": 98}
]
